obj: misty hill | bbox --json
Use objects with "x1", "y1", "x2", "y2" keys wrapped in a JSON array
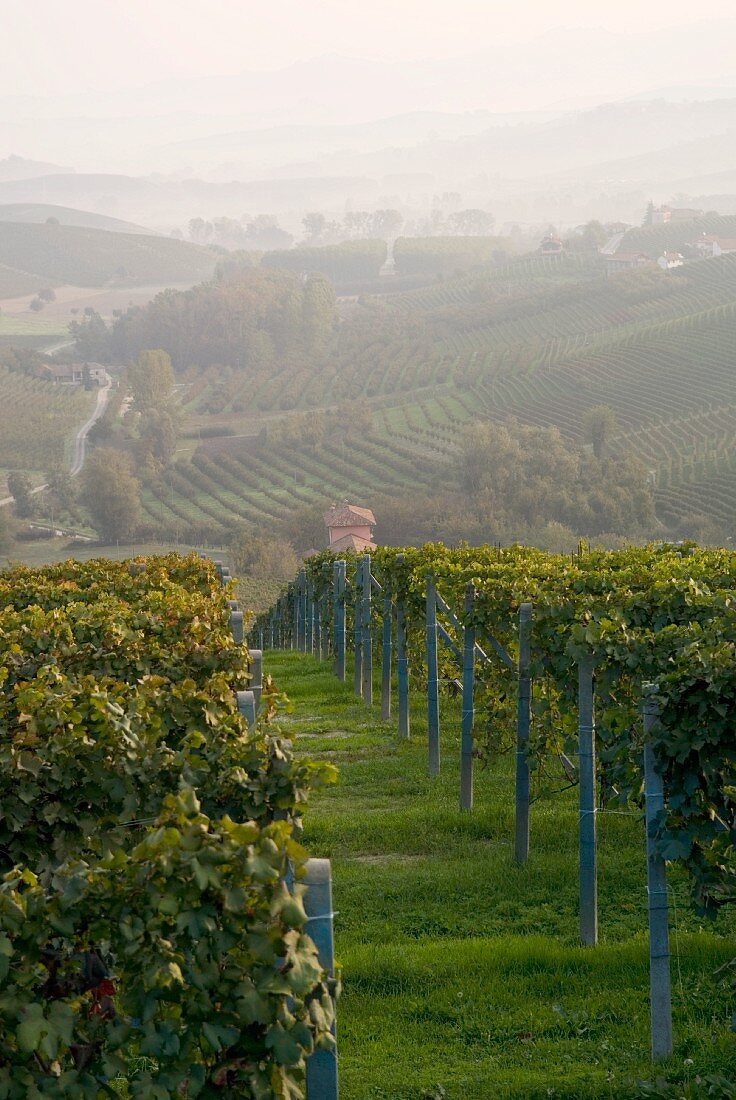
[
  {"x1": 0, "y1": 222, "x2": 217, "y2": 289},
  {"x1": 65, "y1": 248, "x2": 736, "y2": 545},
  {"x1": 0, "y1": 173, "x2": 379, "y2": 227},
  {"x1": 0, "y1": 155, "x2": 72, "y2": 181},
  {"x1": 0, "y1": 203, "x2": 156, "y2": 235}
]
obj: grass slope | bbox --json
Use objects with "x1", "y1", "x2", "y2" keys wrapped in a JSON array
[{"x1": 269, "y1": 651, "x2": 736, "y2": 1099}]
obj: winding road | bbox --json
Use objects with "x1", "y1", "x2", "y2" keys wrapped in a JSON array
[{"x1": 0, "y1": 371, "x2": 112, "y2": 509}]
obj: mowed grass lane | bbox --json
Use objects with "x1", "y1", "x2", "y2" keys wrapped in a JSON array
[{"x1": 268, "y1": 651, "x2": 736, "y2": 1100}]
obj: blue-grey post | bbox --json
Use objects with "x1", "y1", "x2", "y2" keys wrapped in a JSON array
[
  {"x1": 361, "y1": 554, "x2": 373, "y2": 704},
  {"x1": 291, "y1": 584, "x2": 299, "y2": 650},
  {"x1": 396, "y1": 580, "x2": 410, "y2": 738},
  {"x1": 514, "y1": 602, "x2": 533, "y2": 862},
  {"x1": 578, "y1": 653, "x2": 598, "y2": 946},
  {"x1": 299, "y1": 570, "x2": 308, "y2": 653},
  {"x1": 460, "y1": 583, "x2": 476, "y2": 811},
  {"x1": 321, "y1": 592, "x2": 330, "y2": 661},
  {"x1": 268, "y1": 615, "x2": 275, "y2": 650},
  {"x1": 643, "y1": 685, "x2": 673, "y2": 1061},
  {"x1": 353, "y1": 564, "x2": 363, "y2": 697},
  {"x1": 306, "y1": 578, "x2": 314, "y2": 654},
  {"x1": 381, "y1": 593, "x2": 392, "y2": 720},
  {"x1": 304, "y1": 858, "x2": 339, "y2": 1099},
  {"x1": 250, "y1": 650, "x2": 263, "y2": 713},
  {"x1": 426, "y1": 574, "x2": 440, "y2": 777},
  {"x1": 313, "y1": 593, "x2": 321, "y2": 658},
  {"x1": 333, "y1": 561, "x2": 346, "y2": 681}
]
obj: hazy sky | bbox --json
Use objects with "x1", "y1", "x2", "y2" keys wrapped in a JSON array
[{"x1": 6, "y1": 0, "x2": 736, "y2": 98}]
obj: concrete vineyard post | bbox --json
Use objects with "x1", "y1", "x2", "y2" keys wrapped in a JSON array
[
  {"x1": 229, "y1": 609, "x2": 244, "y2": 646},
  {"x1": 426, "y1": 573, "x2": 440, "y2": 777},
  {"x1": 460, "y1": 583, "x2": 476, "y2": 812},
  {"x1": 514, "y1": 602, "x2": 533, "y2": 863},
  {"x1": 361, "y1": 554, "x2": 373, "y2": 704},
  {"x1": 291, "y1": 583, "x2": 298, "y2": 650},
  {"x1": 381, "y1": 593, "x2": 392, "y2": 720},
  {"x1": 333, "y1": 560, "x2": 346, "y2": 682},
  {"x1": 643, "y1": 686, "x2": 673, "y2": 1061},
  {"x1": 250, "y1": 650, "x2": 263, "y2": 713},
  {"x1": 303, "y1": 859, "x2": 339, "y2": 1099},
  {"x1": 578, "y1": 653, "x2": 598, "y2": 947},
  {"x1": 236, "y1": 689, "x2": 257, "y2": 728}
]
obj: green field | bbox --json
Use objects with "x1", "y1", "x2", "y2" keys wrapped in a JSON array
[{"x1": 270, "y1": 651, "x2": 735, "y2": 1099}]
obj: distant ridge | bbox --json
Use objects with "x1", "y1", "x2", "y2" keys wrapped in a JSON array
[{"x1": 0, "y1": 203, "x2": 157, "y2": 236}]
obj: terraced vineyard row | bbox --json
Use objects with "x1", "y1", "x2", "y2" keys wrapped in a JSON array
[{"x1": 0, "y1": 364, "x2": 93, "y2": 471}]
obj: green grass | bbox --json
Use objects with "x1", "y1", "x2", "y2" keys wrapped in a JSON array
[{"x1": 268, "y1": 651, "x2": 736, "y2": 1099}]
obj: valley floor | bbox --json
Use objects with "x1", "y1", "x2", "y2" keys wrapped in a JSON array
[{"x1": 268, "y1": 651, "x2": 735, "y2": 1100}]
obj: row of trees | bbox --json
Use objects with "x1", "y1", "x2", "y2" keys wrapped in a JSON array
[{"x1": 70, "y1": 269, "x2": 337, "y2": 372}]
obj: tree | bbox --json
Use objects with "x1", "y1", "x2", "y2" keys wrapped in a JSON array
[
  {"x1": 371, "y1": 210, "x2": 404, "y2": 239},
  {"x1": 447, "y1": 209, "x2": 495, "y2": 236},
  {"x1": 29, "y1": 297, "x2": 44, "y2": 312},
  {"x1": 38, "y1": 287, "x2": 56, "y2": 302},
  {"x1": 81, "y1": 449, "x2": 140, "y2": 542},
  {"x1": 127, "y1": 349, "x2": 175, "y2": 411},
  {"x1": 0, "y1": 508, "x2": 11, "y2": 557},
  {"x1": 229, "y1": 533, "x2": 299, "y2": 583},
  {"x1": 643, "y1": 200, "x2": 655, "y2": 227},
  {"x1": 7, "y1": 471, "x2": 35, "y2": 518},
  {"x1": 582, "y1": 404, "x2": 618, "y2": 459},
  {"x1": 302, "y1": 212, "x2": 327, "y2": 242}
]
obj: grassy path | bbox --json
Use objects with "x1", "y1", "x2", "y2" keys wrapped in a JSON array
[{"x1": 268, "y1": 651, "x2": 735, "y2": 1099}]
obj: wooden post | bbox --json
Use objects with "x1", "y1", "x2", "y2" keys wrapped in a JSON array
[
  {"x1": 578, "y1": 653, "x2": 598, "y2": 946},
  {"x1": 643, "y1": 686, "x2": 673, "y2": 1061},
  {"x1": 396, "y1": 576, "x2": 410, "y2": 739},
  {"x1": 333, "y1": 561, "x2": 346, "y2": 682},
  {"x1": 426, "y1": 574, "x2": 440, "y2": 777},
  {"x1": 460, "y1": 583, "x2": 475, "y2": 811},
  {"x1": 381, "y1": 594, "x2": 392, "y2": 721},
  {"x1": 303, "y1": 859, "x2": 339, "y2": 1099},
  {"x1": 514, "y1": 602, "x2": 533, "y2": 863},
  {"x1": 361, "y1": 555, "x2": 373, "y2": 704}
]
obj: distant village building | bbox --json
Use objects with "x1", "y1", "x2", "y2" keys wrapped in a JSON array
[
  {"x1": 539, "y1": 235, "x2": 564, "y2": 256},
  {"x1": 657, "y1": 251, "x2": 684, "y2": 270},
  {"x1": 324, "y1": 502, "x2": 377, "y2": 553},
  {"x1": 696, "y1": 235, "x2": 736, "y2": 258},
  {"x1": 605, "y1": 252, "x2": 653, "y2": 275},
  {"x1": 38, "y1": 363, "x2": 107, "y2": 385},
  {"x1": 651, "y1": 205, "x2": 704, "y2": 224}
]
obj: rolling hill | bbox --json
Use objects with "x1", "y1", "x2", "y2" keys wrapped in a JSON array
[
  {"x1": 123, "y1": 249, "x2": 736, "y2": 546},
  {"x1": 0, "y1": 203, "x2": 156, "y2": 235},
  {"x1": 0, "y1": 221, "x2": 218, "y2": 291}
]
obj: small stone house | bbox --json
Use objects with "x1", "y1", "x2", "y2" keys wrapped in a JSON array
[{"x1": 324, "y1": 502, "x2": 377, "y2": 553}]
